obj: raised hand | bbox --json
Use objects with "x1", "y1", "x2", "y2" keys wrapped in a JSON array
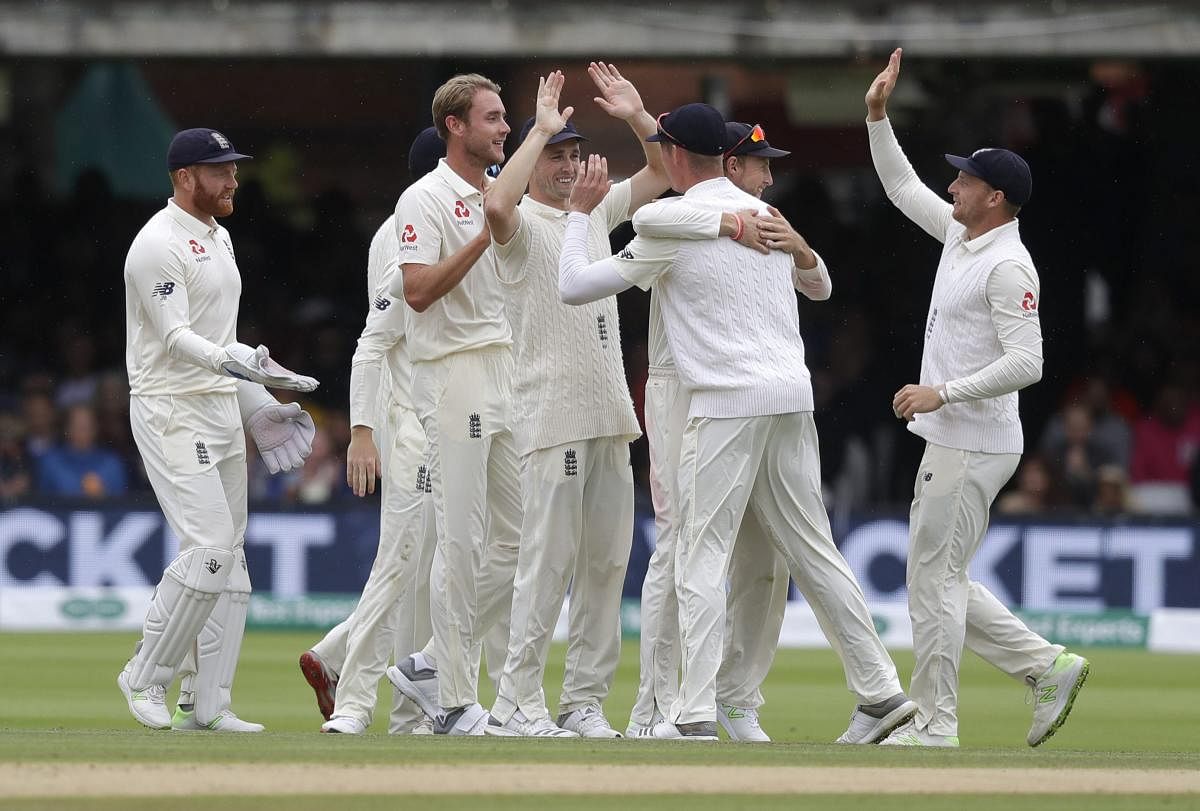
[
  {"x1": 589, "y1": 62, "x2": 644, "y2": 122},
  {"x1": 535, "y1": 70, "x2": 574, "y2": 137},
  {"x1": 568, "y1": 153, "x2": 612, "y2": 215},
  {"x1": 866, "y1": 47, "x2": 903, "y2": 121}
]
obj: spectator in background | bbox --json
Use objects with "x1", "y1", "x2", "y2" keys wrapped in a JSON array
[
  {"x1": 93, "y1": 369, "x2": 147, "y2": 492},
  {"x1": 1040, "y1": 376, "x2": 1133, "y2": 473},
  {"x1": 55, "y1": 331, "x2": 102, "y2": 409},
  {"x1": 0, "y1": 412, "x2": 32, "y2": 502},
  {"x1": 1040, "y1": 402, "x2": 1122, "y2": 509},
  {"x1": 21, "y1": 388, "x2": 59, "y2": 466},
  {"x1": 1093, "y1": 464, "x2": 1134, "y2": 516},
  {"x1": 279, "y1": 426, "x2": 346, "y2": 504},
  {"x1": 1130, "y1": 382, "x2": 1200, "y2": 514},
  {"x1": 996, "y1": 456, "x2": 1061, "y2": 515},
  {"x1": 37, "y1": 403, "x2": 127, "y2": 498}
]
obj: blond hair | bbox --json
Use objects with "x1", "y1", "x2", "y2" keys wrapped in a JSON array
[{"x1": 432, "y1": 74, "x2": 502, "y2": 140}]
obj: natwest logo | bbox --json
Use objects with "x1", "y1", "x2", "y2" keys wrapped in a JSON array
[
  {"x1": 188, "y1": 240, "x2": 206, "y2": 255},
  {"x1": 454, "y1": 200, "x2": 471, "y2": 219},
  {"x1": 1022, "y1": 291, "x2": 1037, "y2": 312},
  {"x1": 401, "y1": 224, "x2": 417, "y2": 243}
]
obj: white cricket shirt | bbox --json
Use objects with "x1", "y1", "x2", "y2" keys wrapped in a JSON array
[
  {"x1": 389, "y1": 159, "x2": 511, "y2": 363},
  {"x1": 492, "y1": 180, "x2": 641, "y2": 455},
  {"x1": 868, "y1": 117, "x2": 1043, "y2": 454},
  {"x1": 570, "y1": 177, "x2": 814, "y2": 419},
  {"x1": 349, "y1": 214, "x2": 414, "y2": 430},
  {"x1": 123, "y1": 199, "x2": 241, "y2": 396}
]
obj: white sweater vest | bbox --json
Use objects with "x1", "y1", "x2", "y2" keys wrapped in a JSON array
[{"x1": 914, "y1": 224, "x2": 1034, "y2": 454}]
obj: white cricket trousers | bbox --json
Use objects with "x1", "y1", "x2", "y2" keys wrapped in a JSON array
[
  {"x1": 672, "y1": 412, "x2": 902, "y2": 726},
  {"x1": 130, "y1": 392, "x2": 247, "y2": 703},
  {"x1": 492, "y1": 437, "x2": 634, "y2": 724},
  {"x1": 327, "y1": 400, "x2": 437, "y2": 728},
  {"x1": 631, "y1": 371, "x2": 789, "y2": 726},
  {"x1": 907, "y1": 442, "x2": 1062, "y2": 736},
  {"x1": 412, "y1": 345, "x2": 523, "y2": 709}
]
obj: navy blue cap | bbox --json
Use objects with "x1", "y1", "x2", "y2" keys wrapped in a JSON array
[
  {"x1": 945, "y1": 148, "x2": 1032, "y2": 206},
  {"x1": 724, "y1": 122, "x2": 790, "y2": 159},
  {"x1": 408, "y1": 127, "x2": 445, "y2": 178},
  {"x1": 646, "y1": 103, "x2": 726, "y2": 156},
  {"x1": 166, "y1": 128, "x2": 252, "y2": 170},
  {"x1": 518, "y1": 116, "x2": 587, "y2": 146}
]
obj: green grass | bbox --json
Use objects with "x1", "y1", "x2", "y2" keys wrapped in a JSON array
[{"x1": 1, "y1": 631, "x2": 1197, "y2": 809}]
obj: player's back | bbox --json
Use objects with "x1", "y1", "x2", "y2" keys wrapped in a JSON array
[{"x1": 656, "y1": 179, "x2": 812, "y2": 419}]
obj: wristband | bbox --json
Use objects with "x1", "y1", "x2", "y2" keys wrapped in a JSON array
[{"x1": 730, "y1": 213, "x2": 744, "y2": 243}]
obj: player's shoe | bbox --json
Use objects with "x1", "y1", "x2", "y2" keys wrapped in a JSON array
[
  {"x1": 433, "y1": 703, "x2": 490, "y2": 736},
  {"x1": 718, "y1": 703, "x2": 771, "y2": 742},
  {"x1": 410, "y1": 716, "x2": 434, "y2": 735},
  {"x1": 1026, "y1": 652, "x2": 1090, "y2": 747},
  {"x1": 651, "y1": 720, "x2": 719, "y2": 741},
  {"x1": 386, "y1": 654, "x2": 441, "y2": 721},
  {"x1": 625, "y1": 709, "x2": 665, "y2": 739},
  {"x1": 321, "y1": 715, "x2": 367, "y2": 734},
  {"x1": 117, "y1": 665, "x2": 170, "y2": 730},
  {"x1": 171, "y1": 707, "x2": 265, "y2": 732},
  {"x1": 835, "y1": 693, "x2": 917, "y2": 744},
  {"x1": 298, "y1": 650, "x2": 338, "y2": 721},
  {"x1": 879, "y1": 719, "x2": 959, "y2": 747},
  {"x1": 557, "y1": 704, "x2": 622, "y2": 738},
  {"x1": 485, "y1": 709, "x2": 580, "y2": 738}
]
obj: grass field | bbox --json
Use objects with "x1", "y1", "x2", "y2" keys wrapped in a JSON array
[{"x1": 1, "y1": 631, "x2": 1198, "y2": 809}]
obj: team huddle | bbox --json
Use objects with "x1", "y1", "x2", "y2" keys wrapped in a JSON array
[{"x1": 117, "y1": 49, "x2": 1089, "y2": 746}]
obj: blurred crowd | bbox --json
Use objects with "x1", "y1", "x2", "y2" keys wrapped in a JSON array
[{"x1": 2, "y1": 60, "x2": 1199, "y2": 516}]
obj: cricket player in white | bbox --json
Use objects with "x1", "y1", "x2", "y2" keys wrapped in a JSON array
[
  {"x1": 118, "y1": 128, "x2": 318, "y2": 732},
  {"x1": 481, "y1": 66, "x2": 668, "y2": 738},
  {"x1": 559, "y1": 104, "x2": 914, "y2": 741},
  {"x1": 299, "y1": 128, "x2": 446, "y2": 736},
  {"x1": 866, "y1": 49, "x2": 1089, "y2": 748},
  {"x1": 384, "y1": 74, "x2": 524, "y2": 736},
  {"x1": 625, "y1": 122, "x2": 818, "y2": 742}
]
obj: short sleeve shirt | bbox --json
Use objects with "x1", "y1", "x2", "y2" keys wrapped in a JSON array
[{"x1": 394, "y1": 159, "x2": 511, "y2": 363}]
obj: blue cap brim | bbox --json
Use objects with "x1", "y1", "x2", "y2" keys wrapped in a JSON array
[
  {"x1": 195, "y1": 152, "x2": 253, "y2": 164},
  {"x1": 944, "y1": 153, "x2": 980, "y2": 177},
  {"x1": 546, "y1": 132, "x2": 587, "y2": 146}
]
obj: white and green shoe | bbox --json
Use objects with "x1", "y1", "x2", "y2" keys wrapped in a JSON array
[
  {"x1": 117, "y1": 666, "x2": 170, "y2": 730},
  {"x1": 879, "y1": 720, "x2": 959, "y2": 748},
  {"x1": 1027, "y1": 652, "x2": 1090, "y2": 747},
  {"x1": 172, "y1": 707, "x2": 265, "y2": 733}
]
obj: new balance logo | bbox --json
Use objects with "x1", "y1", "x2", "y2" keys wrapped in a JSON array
[
  {"x1": 374, "y1": 295, "x2": 391, "y2": 311},
  {"x1": 195, "y1": 441, "x2": 210, "y2": 465},
  {"x1": 468, "y1": 413, "x2": 482, "y2": 439},
  {"x1": 564, "y1": 449, "x2": 578, "y2": 476},
  {"x1": 415, "y1": 464, "x2": 428, "y2": 493},
  {"x1": 926, "y1": 307, "x2": 938, "y2": 339},
  {"x1": 152, "y1": 281, "x2": 176, "y2": 298},
  {"x1": 205, "y1": 558, "x2": 223, "y2": 574},
  {"x1": 923, "y1": 472, "x2": 933, "y2": 482},
  {"x1": 597, "y1": 314, "x2": 609, "y2": 345}
]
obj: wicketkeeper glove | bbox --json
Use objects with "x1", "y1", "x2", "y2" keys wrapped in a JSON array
[
  {"x1": 245, "y1": 401, "x2": 316, "y2": 474},
  {"x1": 221, "y1": 343, "x2": 319, "y2": 392}
]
